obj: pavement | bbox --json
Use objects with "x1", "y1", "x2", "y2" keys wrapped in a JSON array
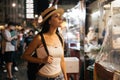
[
  {"x1": 0, "y1": 59, "x2": 28, "y2": 80},
  {"x1": 0, "y1": 53, "x2": 76, "y2": 80}
]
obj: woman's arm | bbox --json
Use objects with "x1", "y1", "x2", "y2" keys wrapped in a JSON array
[
  {"x1": 59, "y1": 33, "x2": 68, "y2": 80},
  {"x1": 21, "y1": 34, "x2": 52, "y2": 64},
  {"x1": 61, "y1": 55, "x2": 68, "y2": 80},
  {"x1": 21, "y1": 35, "x2": 42, "y2": 63}
]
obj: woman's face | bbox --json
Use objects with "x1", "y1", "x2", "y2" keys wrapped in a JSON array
[{"x1": 49, "y1": 13, "x2": 63, "y2": 28}]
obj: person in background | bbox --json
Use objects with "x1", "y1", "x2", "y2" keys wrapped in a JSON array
[
  {"x1": 18, "y1": 29, "x2": 25, "y2": 55},
  {"x1": 84, "y1": 26, "x2": 98, "y2": 52},
  {"x1": 24, "y1": 30, "x2": 35, "y2": 50},
  {"x1": 0, "y1": 28, "x2": 4, "y2": 66},
  {"x1": 0, "y1": 28, "x2": 6, "y2": 69},
  {"x1": 3, "y1": 22, "x2": 18, "y2": 79},
  {"x1": 84, "y1": 27, "x2": 98, "y2": 80},
  {"x1": 23, "y1": 30, "x2": 35, "y2": 80},
  {"x1": 1, "y1": 25, "x2": 7, "y2": 72},
  {"x1": 22, "y1": 7, "x2": 67, "y2": 80},
  {"x1": 10, "y1": 26, "x2": 19, "y2": 72},
  {"x1": 86, "y1": 27, "x2": 97, "y2": 45}
]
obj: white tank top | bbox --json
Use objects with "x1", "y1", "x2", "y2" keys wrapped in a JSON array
[{"x1": 36, "y1": 44, "x2": 63, "y2": 77}]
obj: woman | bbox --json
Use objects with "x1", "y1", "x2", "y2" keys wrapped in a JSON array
[
  {"x1": 86, "y1": 27, "x2": 97, "y2": 45},
  {"x1": 85, "y1": 26, "x2": 98, "y2": 52},
  {"x1": 22, "y1": 7, "x2": 67, "y2": 80}
]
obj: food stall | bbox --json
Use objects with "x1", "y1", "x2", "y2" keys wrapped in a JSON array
[{"x1": 94, "y1": 0, "x2": 120, "y2": 80}]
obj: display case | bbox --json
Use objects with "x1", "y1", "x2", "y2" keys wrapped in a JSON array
[
  {"x1": 96, "y1": 13, "x2": 120, "y2": 71},
  {"x1": 94, "y1": 6, "x2": 120, "y2": 80}
]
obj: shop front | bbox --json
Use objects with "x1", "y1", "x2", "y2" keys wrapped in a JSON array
[{"x1": 88, "y1": 0, "x2": 120, "y2": 80}]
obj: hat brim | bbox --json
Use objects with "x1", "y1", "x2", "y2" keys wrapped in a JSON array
[{"x1": 41, "y1": 8, "x2": 64, "y2": 25}]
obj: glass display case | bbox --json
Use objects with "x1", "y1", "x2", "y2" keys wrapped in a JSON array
[
  {"x1": 94, "y1": 1, "x2": 120, "y2": 80},
  {"x1": 96, "y1": 13, "x2": 120, "y2": 73}
]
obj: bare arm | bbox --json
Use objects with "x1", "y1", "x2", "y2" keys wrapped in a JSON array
[
  {"x1": 61, "y1": 55, "x2": 68, "y2": 80},
  {"x1": 21, "y1": 34, "x2": 53, "y2": 64},
  {"x1": 21, "y1": 34, "x2": 42, "y2": 63},
  {"x1": 57, "y1": 33, "x2": 68, "y2": 80}
]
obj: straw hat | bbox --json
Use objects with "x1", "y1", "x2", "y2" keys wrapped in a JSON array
[{"x1": 41, "y1": 7, "x2": 64, "y2": 24}]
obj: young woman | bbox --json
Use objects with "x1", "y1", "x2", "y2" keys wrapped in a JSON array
[{"x1": 22, "y1": 7, "x2": 67, "y2": 80}]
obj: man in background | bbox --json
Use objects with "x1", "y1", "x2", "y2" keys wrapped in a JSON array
[{"x1": 3, "y1": 22, "x2": 18, "y2": 79}]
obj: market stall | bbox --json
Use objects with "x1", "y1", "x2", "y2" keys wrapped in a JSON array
[{"x1": 94, "y1": 0, "x2": 120, "y2": 80}]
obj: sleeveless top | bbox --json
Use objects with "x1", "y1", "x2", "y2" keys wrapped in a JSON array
[{"x1": 36, "y1": 43, "x2": 64, "y2": 77}]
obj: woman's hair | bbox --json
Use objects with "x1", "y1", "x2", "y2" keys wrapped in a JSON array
[
  {"x1": 41, "y1": 17, "x2": 51, "y2": 33},
  {"x1": 40, "y1": 16, "x2": 59, "y2": 34}
]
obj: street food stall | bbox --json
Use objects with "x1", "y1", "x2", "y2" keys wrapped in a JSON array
[{"x1": 94, "y1": 0, "x2": 120, "y2": 80}]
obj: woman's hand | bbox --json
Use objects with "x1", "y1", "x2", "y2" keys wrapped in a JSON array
[{"x1": 42, "y1": 55, "x2": 53, "y2": 64}]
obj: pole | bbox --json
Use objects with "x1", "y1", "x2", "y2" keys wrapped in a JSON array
[
  {"x1": 78, "y1": 0, "x2": 86, "y2": 80},
  {"x1": 66, "y1": 14, "x2": 70, "y2": 57}
]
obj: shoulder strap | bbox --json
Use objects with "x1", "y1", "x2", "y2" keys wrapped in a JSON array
[
  {"x1": 56, "y1": 32, "x2": 63, "y2": 46},
  {"x1": 39, "y1": 33, "x2": 49, "y2": 55},
  {"x1": 38, "y1": 32, "x2": 63, "y2": 55}
]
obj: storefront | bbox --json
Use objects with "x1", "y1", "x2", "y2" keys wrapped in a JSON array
[{"x1": 88, "y1": 0, "x2": 120, "y2": 80}]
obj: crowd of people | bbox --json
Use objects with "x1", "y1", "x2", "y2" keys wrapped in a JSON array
[{"x1": 0, "y1": 22, "x2": 35, "y2": 80}]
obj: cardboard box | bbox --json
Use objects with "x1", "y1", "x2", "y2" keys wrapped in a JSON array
[{"x1": 64, "y1": 57, "x2": 79, "y2": 73}]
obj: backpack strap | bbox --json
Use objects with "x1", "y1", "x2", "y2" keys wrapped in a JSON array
[
  {"x1": 56, "y1": 32, "x2": 63, "y2": 46},
  {"x1": 39, "y1": 32, "x2": 63, "y2": 55},
  {"x1": 39, "y1": 33, "x2": 49, "y2": 55}
]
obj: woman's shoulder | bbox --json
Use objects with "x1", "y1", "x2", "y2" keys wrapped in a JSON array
[
  {"x1": 32, "y1": 33, "x2": 42, "y2": 44},
  {"x1": 34, "y1": 34, "x2": 41, "y2": 40}
]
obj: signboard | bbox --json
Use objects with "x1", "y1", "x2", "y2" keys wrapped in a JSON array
[{"x1": 26, "y1": 0, "x2": 34, "y2": 19}]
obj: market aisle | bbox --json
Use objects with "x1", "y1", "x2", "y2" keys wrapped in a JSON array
[{"x1": 0, "y1": 62, "x2": 28, "y2": 80}]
